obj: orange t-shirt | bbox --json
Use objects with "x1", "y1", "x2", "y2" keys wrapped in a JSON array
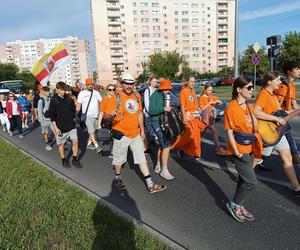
[
  {"x1": 224, "y1": 100, "x2": 262, "y2": 155},
  {"x1": 275, "y1": 82, "x2": 296, "y2": 111},
  {"x1": 111, "y1": 91, "x2": 142, "y2": 138},
  {"x1": 100, "y1": 96, "x2": 112, "y2": 113},
  {"x1": 255, "y1": 88, "x2": 281, "y2": 114},
  {"x1": 199, "y1": 94, "x2": 218, "y2": 111},
  {"x1": 179, "y1": 87, "x2": 199, "y2": 112}
]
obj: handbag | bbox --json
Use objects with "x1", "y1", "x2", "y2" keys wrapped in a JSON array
[
  {"x1": 95, "y1": 128, "x2": 111, "y2": 141},
  {"x1": 80, "y1": 91, "x2": 93, "y2": 123}
]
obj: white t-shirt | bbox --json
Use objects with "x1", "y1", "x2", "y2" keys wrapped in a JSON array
[
  {"x1": 77, "y1": 89, "x2": 102, "y2": 118},
  {"x1": 12, "y1": 101, "x2": 19, "y2": 115}
]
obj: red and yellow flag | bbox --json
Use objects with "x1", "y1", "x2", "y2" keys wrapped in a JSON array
[{"x1": 31, "y1": 44, "x2": 71, "y2": 85}]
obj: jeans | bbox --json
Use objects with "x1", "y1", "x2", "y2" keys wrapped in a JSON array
[
  {"x1": 285, "y1": 130, "x2": 298, "y2": 155},
  {"x1": 230, "y1": 153, "x2": 257, "y2": 205},
  {"x1": 9, "y1": 115, "x2": 22, "y2": 134}
]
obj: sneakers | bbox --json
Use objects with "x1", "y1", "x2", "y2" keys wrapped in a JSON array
[
  {"x1": 226, "y1": 202, "x2": 245, "y2": 222},
  {"x1": 25, "y1": 124, "x2": 28, "y2": 129},
  {"x1": 3, "y1": 127, "x2": 6, "y2": 132},
  {"x1": 109, "y1": 153, "x2": 113, "y2": 158},
  {"x1": 62, "y1": 159, "x2": 71, "y2": 168},
  {"x1": 22, "y1": 123, "x2": 25, "y2": 128},
  {"x1": 45, "y1": 145, "x2": 52, "y2": 151},
  {"x1": 72, "y1": 158, "x2": 83, "y2": 168},
  {"x1": 160, "y1": 169, "x2": 175, "y2": 180},
  {"x1": 87, "y1": 144, "x2": 96, "y2": 150},
  {"x1": 216, "y1": 147, "x2": 227, "y2": 156},
  {"x1": 154, "y1": 164, "x2": 161, "y2": 174},
  {"x1": 96, "y1": 146, "x2": 103, "y2": 154},
  {"x1": 148, "y1": 183, "x2": 167, "y2": 194},
  {"x1": 240, "y1": 206, "x2": 255, "y2": 221},
  {"x1": 292, "y1": 188, "x2": 300, "y2": 197},
  {"x1": 8, "y1": 131, "x2": 13, "y2": 137},
  {"x1": 113, "y1": 178, "x2": 126, "y2": 190},
  {"x1": 19, "y1": 134, "x2": 24, "y2": 139}
]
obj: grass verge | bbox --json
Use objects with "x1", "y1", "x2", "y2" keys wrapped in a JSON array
[{"x1": 0, "y1": 137, "x2": 172, "y2": 249}]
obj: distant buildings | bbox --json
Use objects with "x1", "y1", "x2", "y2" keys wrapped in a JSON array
[
  {"x1": 91, "y1": 0, "x2": 235, "y2": 85},
  {"x1": 0, "y1": 36, "x2": 92, "y2": 87}
]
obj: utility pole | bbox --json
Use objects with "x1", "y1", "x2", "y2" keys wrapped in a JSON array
[{"x1": 233, "y1": 0, "x2": 239, "y2": 79}]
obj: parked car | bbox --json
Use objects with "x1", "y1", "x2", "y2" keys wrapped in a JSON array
[
  {"x1": 213, "y1": 99, "x2": 227, "y2": 121},
  {"x1": 220, "y1": 75, "x2": 234, "y2": 86},
  {"x1": 0, "y1": 88, "x2": 11, "y2": 96},
  {"x1": 210, "y1": 77, "x2": 222, "y2": 86},
  {"x1": 197, "y1": 78, "x2": 209, "y2": 86}
]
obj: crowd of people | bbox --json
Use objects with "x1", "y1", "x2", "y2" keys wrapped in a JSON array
[{"x1": 0, "y1": 60, "x2": 299, "y2": 222}]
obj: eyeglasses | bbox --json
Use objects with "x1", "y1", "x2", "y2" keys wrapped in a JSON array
[
  {"x1": 243, "y1": 85, "x2": 254, "y2": 91},
  {"x1": 108, "y1": 88, "x2": 115, "y2": 91},
  {"x1": 9, "y1": 96, "x2": 14, "y2": 98}
]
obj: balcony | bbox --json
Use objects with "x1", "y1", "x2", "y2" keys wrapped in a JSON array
[
  {"x1": 218, "y1": 60, "x2": 228, "y2": 66},
  {"x1": 108, "y1": 21, "x2": 122, "y2": 26},
  {"x1": 107, "y1": 3, "x2": 120, "y2": 10},
  {"x1": 111, "y1": 52, "x2": 123, "y2": 57},
  {"x1": 107, "y1": 11, "x2": 120, "y2": 18},
  {"x1": 111, "y1": 57, "x2": 124, "y2": 64},
  {"x1": 217, "y1": 4, "x2": 228, "y2": 10},
  {"x1": 110, "y1": 36, "x2": 122, "y2": 41},
  {"x1": 110, "y1": 43, "x2": 123, "y2": 49},
  {"x1": 108, "y1": 27, "x2": 122, "y2": 33},
  {"x1": 218, "y1": 11, "x2": 228, "y2": 17},
  {"x1": 218, "y1": 19, "x2": 228, "y2": 25}
]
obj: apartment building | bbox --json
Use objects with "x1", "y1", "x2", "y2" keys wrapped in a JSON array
[
  {"x1": 91, "y1": 0, "x2": 235, "y2": 85},
  {"x1": 0, "y1": 36, "x2": 92, "y2": 86}
]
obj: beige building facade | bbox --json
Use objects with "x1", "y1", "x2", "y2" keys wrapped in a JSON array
[
  {"x1": 0, "y1": 36, "x2": 92, "y2": 87},
  {"x1": 91, "y1": 0, "x2": 235, "y2": 85}
]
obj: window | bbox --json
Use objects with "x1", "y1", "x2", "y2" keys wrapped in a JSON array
[
  {"x1": 154, "y1": 48, "x2": 161, "y2": 53},
  {"x1": 182, "y1": 11, "x2": 188, "y2": 15},
  {"x1": 183, "y1": 47, "x2": 189, "y2": 52},
  {"x1": 163, "y1": 6, "x2": 167, "y2": 10},
  {"x1": 192, "y1": 33, "x2": 199, "y2": 37},
  {"x1": 192, "y1": 40, "x2": 199, "y2": 45},
  {"x1": 175, "y1": 11, "x2": 178, "y2": 15},
  {"x1": 143, "y1": 41, "x2": 151, "y2": 46},
  {"x1": 183, "y1": 40, "x2": 189, "y2": 45},
  {"x1": 182, "y1": 18, "x2": 189, "y2": 23},
  {"x1": 192, "y1": 11, "x2": 199, "y2": 16},
  {"x1": 164, "y1": 21, "x2": 167, "y2": 25},
  {"x1": 154, "y1": 41, "x2": 161, "y2": 46},
  {"x1": 133, "y1": 18, "x2": 138, "y2": 23},
  {"x1": 164, "y1": 28, "x2": 168, "y2": 32},
  {"x1": 141, "y1": 10, "x2": 148, "y2": 15},
  {"x1": 191, "y1": 4, "x2": 198, "y2": 8},
  {"x1": 192, "y1": 18, "x2": 198, "y2": 23},
  {"x1": 153, "y1": 33, "x2": 161, "y2": 38},
  {"x1": 175, "y1": 26, "x2": 179, "y2": 30},
  {"x1": 141, "y1": 18, "x2": 149, "y2": 22},
  {"x1": 133, "y1": 2, "x2": 136, "y2": 7},
  {"x1": 152, "y1": 18, "x2": 160, "y2": 22},
  {"x1": 192, "y1": 47, "x2": 200, "y2": 51},
  {"x1": 182, "y1": 26, "x2": 189, "y2": 30},
  {"x1": 153, "y1": 26, "x2": 160, "y2": 30},
  {"x1": 182, "y1": 33, "x2": 189, "y2": 37},
  {"x1": 165, "y1": 43, "x2": 168, "y2": 47},
  {"x1": 152, "y1": 3, "x2": 159, "y2": 7},
  {"x1": 134, "y1": 33, "x2": 138, "y2": 38},
  {"x1": 163, "y1": 14, "x2": 167, "y2": 17},
  {"x1": 142, "y1": 26, "x2": 149, "y2": 31},
  {"x1": 141, "y1": 2, "x2": 148, "y2": 7},
  {"x1": 142, "y1": 33, "x2": 150, "y2": 37},
  {"x1": 152, "y1": 10, "x2": 160, "y2": 16},
  {"x1": 144, "y1": 48, "x2": 151, "y2": 53},
  {"x1": 135, "y1": 41, "x2": 139, "y2": 45},
  {"x1": 192, "y1": 25, "x2": 199, "y2": 30},
  {"x1": 175, "y1": 18, "x2": 178, "y2": 23}
]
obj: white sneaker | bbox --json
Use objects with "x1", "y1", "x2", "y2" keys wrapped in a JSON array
[
  {"x1": 3, "y1": 127, "x2": 6, "y2": 132},
  {"x1": 25, "y1": 124, "x2": 28, "y2": 128},
  {"x1": 22, "y1": 123, "x2": 25, "y2": 128},
  {"x1": 160, "y1": 169, "x2": 175, "y2": 180},
  {"x1": 154, "y1": 164, "x2": 161, "y2": 174},
  {"x1": 8, "y1": 131, "x2": 13, "y2": 136},
  {"x1": 19, "y1": 134, "x2": 24, "y2": 139},
  {"x1": 45, "y1": 145, "x2": 52, "y2": 151}
]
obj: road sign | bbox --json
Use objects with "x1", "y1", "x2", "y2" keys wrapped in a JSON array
[
  {"x1": 253, "y1": 42, "x2": 260, "y2": 53},
  {"x1": 252, "y1": 54, "x2": 260, "y2": 65}
]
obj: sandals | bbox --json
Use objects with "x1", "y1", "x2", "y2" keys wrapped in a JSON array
[{"x1": 148, "y1": 183, "x2": 167, "y2": 194}]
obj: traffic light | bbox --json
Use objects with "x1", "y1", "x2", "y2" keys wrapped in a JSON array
[
  {"x1": 268, "y1": 45, "x2": 280, "y2": 58},
  {"x1": 266, "y1": 35, "x2": 281, "y2": 46}
]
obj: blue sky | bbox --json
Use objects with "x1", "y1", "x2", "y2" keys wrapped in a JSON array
[{"x1": 1, "y1": 0, "x2": 300, "y2": 67}]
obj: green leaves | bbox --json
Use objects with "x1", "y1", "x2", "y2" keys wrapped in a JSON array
[{"x1": 279, "y1": 31, "x2": 300, "y2": 68}]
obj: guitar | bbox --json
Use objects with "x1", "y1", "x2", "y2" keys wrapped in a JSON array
[{"x1": 257, "y1": 109, "x2": 300, "y2": 146}]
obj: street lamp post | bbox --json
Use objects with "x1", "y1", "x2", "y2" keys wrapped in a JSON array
[{"x1": 234, "y1": 0, "x2": 239, "y2": 79}]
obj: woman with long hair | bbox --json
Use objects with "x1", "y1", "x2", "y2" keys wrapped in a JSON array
[
  {"x1": 224, "y1": 76, "x2": 263, "y2": 222},
  {"x1": 199, "y1": 82, "x2": 226, "y2": 155},
  {"x1": 6, "y1": 92, "x2": 23, "y2": 138}
]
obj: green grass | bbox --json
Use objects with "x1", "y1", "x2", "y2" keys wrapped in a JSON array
[{"x1": 0, "y1": 138, "x2": 172, "y2": 250}]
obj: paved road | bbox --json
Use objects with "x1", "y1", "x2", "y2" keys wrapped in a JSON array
[{"x1": 1, "y1": 119, "x2": 300, "y2": 250}]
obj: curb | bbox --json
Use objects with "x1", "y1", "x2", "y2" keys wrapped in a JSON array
[{"x1": 0, "y1": 134, "x2": 187, "y2": 250}]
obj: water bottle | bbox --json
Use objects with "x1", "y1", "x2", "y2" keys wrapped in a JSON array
[{"x1": 163, "y1": 93, "x2": 171, "y2": 107}]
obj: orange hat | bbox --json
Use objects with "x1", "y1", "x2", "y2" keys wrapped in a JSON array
[
  {"x1": 158, "y1": 79, "x2": 172, "y2": 90},
  {"x1": 37, "y1": 84, "x2": 43, "y2": 90},
  {"x1": 85, "y1": 78, "x2": 93, "y2": 85}
]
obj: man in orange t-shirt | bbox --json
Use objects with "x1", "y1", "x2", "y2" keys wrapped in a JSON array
[
  {"x1": 275, "y1": 61, "x2": 300, "y2": 165},
  {"x1": 172, "y1": 76, "x2": 203, "y2": 160},
  {"x1": 109, "y1": 72, "x2": 166, "y2": 194}
]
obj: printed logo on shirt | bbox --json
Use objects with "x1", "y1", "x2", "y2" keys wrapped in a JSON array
[
  {"x1": 189, "y1": 95, "x2": 194, "y2": 103},
  {"x1": 125, "y1": 99, "x2": 139, "y2": 113}
]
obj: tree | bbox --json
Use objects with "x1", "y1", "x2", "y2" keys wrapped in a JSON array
[
  {"x1": 180, "y1": 60, "x2": 194, "y2": 80},
  {"x1": 136, "y1": 62, "x2": 149, "y2": 84},
  {"x1": 92, "y1": 71, "x2": 98, "y2": 84},
  {"x1": 278, "y1": 31, "x2": 300, "y2": 68},
  {"x1": 148, "y1": 51, "x2": 182, "y2": 80},
  {"x1": 0, "y1": 63, "x2": 19, "y2": 82},
  {"x1": 239, "y1": 45, "x2": 269, "y2": 76},
  {"x1": 18, "y1": 70, "x2": 36, "y2": 92},
  {"x1": 114, "y1": 65, "x2": 122, "y2": 79}
]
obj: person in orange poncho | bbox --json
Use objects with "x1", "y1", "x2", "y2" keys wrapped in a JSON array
[
  {"x1": 225, "y1": 76, "x2": 263, "y2": 222},
  {"x1": 172, "y1": 76, "x2": 203, "y2": 160},
  {"x1": 199, "y1": 82, "x2": 226, "y2": 156}
]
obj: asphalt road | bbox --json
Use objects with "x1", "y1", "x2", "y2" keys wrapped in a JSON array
[{"x1": 1, "y1": 119, "x2": 300, "y2": 250}]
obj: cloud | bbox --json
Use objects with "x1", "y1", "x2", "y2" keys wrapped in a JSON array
[{"x1": 240, "y1": 1, "x2": 300, "y2": 21}]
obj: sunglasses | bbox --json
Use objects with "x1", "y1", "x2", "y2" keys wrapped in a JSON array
[
  {"x1": 9, "y1": 95, "x2": 14, "y2": 98},
  {"x1": 108, "y1": 88, "x2": 115, "y2": 91},
  {"x1": 243, "y1": 85, "x2": 254, "y2": 91}
]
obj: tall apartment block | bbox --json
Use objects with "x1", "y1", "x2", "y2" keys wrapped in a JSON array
[
  {"x1": 91, "y1": 0, "x2": 235, "y2": 85},
  {"x1": 0, "y1": 36, "x2": 92, "y2": 86}
]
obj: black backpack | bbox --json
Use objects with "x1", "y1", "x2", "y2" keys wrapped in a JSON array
[{"x1": 41, "y1": 97, "x2": 51, "y2": 118}]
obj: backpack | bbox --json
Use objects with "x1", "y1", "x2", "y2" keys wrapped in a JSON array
[{"x1": 41, "y1": 96, "x2": 51, "y2": 118}]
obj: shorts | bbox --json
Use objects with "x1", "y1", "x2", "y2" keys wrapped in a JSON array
[
  {"x1": 152, "y1": 124, "x2": 170, "y2": 148},
  {"x1": 262, "y1": 135, "x2": 290, "y2": 156},
  {"x1": 41, "y1": 121, "x2": 52, "y2": 134},
  {"x1": 56, "y1": 128, "x2": 78, "y2": 145},
  {"x1": 85, "y1": 117, "x2": 98, "y2": 134},
  {"x1": 112, "y1": 135, "x2": 147, "y2": 166}
]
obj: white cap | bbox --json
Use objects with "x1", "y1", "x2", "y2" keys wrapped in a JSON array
[{"x1": 121, "y1": 71, "x2": 135, "y2": 84}]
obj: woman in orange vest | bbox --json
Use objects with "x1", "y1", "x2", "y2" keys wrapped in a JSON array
[
  {"x1": 224, "y1": 76, "x2": 263, "y2": 222},
  {"x1": 199, "y1": 82, "x2": 226, "y2": 156},
  {"x1": 172, "y1": 76, "x2": 203, "y2": 161}
]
